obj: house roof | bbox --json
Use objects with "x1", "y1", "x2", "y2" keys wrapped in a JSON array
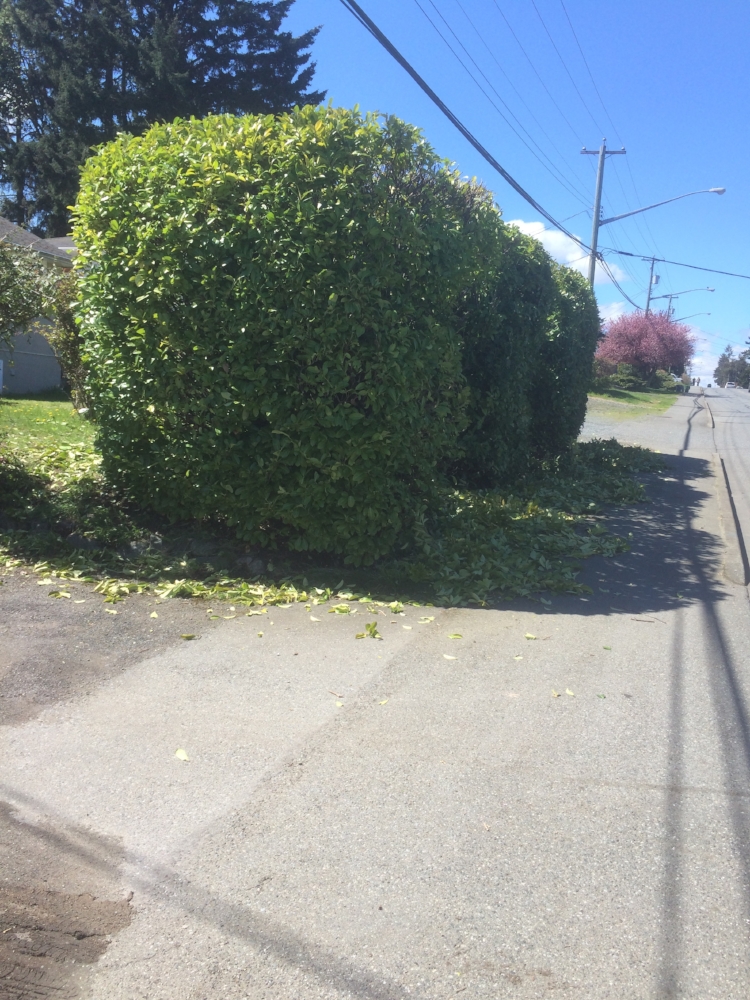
[
  {"x1": 0, "y1": 216, "x2": 77, "y2": 266},
  {"x1": 0, "y1": 216, "x2": 39, "y2": 249}
]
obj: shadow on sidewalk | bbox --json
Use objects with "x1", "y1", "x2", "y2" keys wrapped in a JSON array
[
  {"x1": 0, "y1": 786, "x2": 406, "y2": 1000},
  {"x1": 494, "y1": 452, "x2": 727, "y2": 619},
  {"x1": 658, "y1": 467, "x2": 750, "y2": 994}
]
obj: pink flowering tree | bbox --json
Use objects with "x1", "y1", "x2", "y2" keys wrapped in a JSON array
[{"x1": 596, "y1": 311, "x2": 695, "y2": 377}]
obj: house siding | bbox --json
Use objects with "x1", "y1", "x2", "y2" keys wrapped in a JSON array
[{"x1": 0, "y1": 326, "x2": 62, "y2": 394}]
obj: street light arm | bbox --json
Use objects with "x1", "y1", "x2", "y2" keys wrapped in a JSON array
[
  {"x1": 599, "y1": 188, "x2": 725, "y2": 227},
  {"x1": 650, "y1": 287, "x2": 715, "y2": 301},
  {"x1": 673, "y1": 313, "x2": 711, "y2": 323}
]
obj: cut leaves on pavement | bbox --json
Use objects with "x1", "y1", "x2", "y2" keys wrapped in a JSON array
[
  {"x1": 356, "y1": 622, "x2": 382, "y2": 640},
  {"x1": 174, "y1": 748, "x2": 189, "y2": 761}
]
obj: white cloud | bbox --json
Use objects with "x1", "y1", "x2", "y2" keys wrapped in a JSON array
[
  {"x1": 507, "y1": 219, "x2": 628, "y2": 286},
  {"x1": 598, "y1": 301, "x2": 626, "y2": 324}
]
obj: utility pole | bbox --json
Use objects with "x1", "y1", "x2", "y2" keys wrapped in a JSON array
[
  {"x1": 581, "y1": 139, "x2": 626, "y2": 286},
  {"x1": 644, "y1": 257, "x2": 659, "y2": 314}
]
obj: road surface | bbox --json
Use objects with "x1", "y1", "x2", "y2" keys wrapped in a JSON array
[
  {"x1": 2, "y1": 390, "x2": 750, "y2": 999},
  {"x1": 703, "y1": 386, "x2": 750, "y2": 584}
]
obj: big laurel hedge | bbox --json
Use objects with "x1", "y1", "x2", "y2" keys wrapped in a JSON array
[{"x1": 73, "y1": 107, "x2": 598, "y2": 562}]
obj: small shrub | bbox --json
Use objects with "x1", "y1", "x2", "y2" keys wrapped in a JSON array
[
  {"x1": 591, "y1": 364, "x2": 681, "y2": 394},
  {"x1": 0, "y1": 242, "x2": 52, "y2": 348},
  {"x1": 650, "y1": 369, "x2": 682, "y2": 392},
  {"x1": 45, "y1": 270, "x2": 90, "y2": 410}
]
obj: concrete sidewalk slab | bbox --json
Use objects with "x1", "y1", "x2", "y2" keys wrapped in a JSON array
[{"x1": 1, "y1": 603, "x2": 427, "y2": 864}]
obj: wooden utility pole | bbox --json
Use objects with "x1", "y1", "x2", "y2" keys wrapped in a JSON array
[{"x1": 581, "y1": 140, "x2": 627, "y2": 286}]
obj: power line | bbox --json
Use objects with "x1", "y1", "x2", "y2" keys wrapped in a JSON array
[
  {"x1": 598, "y1": 258, "x2": 643, "y2": 310},
  {"x1": 336, "y1": 4, "x2": 747, "y2": 302},
  {"x1": 338, "y1": 0, "x2": 588, "y2": 246},
  {"x1": 554, "y1": 1, "x2": 666, "y2": 269},
  {"x1": 560, "y1": 209, "x2": 590, "y2": 223},
  {"x1": 489, "y1": 0, "x2": 586, "y2": 147},
  {"x1": 450, "y1": 0, "x2": 591, "y2": 202},
  {"x1": 601, "y1": 248, "x2": 750, "y2": 281},
  {"x1": 411, "y1": 0, "x2": 590, "y2": 205},
  {"x1": 606, "y1": 156, "x2": 660, "y2": 259},
  {"x1": 529, "y1": 0, "x2": 605, "y2": 136},
  {"x1": 557, "y1": 0, "x2": 620, "y2": 142}
]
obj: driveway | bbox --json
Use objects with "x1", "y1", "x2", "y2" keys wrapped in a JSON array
[{"x1": 2, "y1": 390, "x2": 750, "y2": 999}]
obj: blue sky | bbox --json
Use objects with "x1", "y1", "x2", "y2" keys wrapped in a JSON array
[{"x1": 285, "y1": 0, "x2": 749, "y2": 381}]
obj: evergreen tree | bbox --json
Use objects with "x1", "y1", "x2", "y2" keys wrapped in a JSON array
[
  {"x1": 0, "y1": 0, "x2": 324, "y2": 235},
  {"x1": 713, "y1": 345, "x2": 750, "y2": 388}
]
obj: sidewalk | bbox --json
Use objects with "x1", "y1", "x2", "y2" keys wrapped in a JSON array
[{"x1": 2, "y1": 394, "x2": 750, "y2": 999}]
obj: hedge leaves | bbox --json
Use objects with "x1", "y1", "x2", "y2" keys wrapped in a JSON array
[{"x1": 73, "y1": 106, "x2": 599, "y2": 564}]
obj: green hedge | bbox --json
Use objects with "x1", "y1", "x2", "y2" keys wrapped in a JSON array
[
  {"x1": 74, "y1": 107, "x2": 487, "y2": 563},
  {"x1": 450, "y1": 225, "x2": 558, "y2": 487},
  {"x1": 73, "y1": 106, "x2": 600, "y2": 562},
  {"x1": 527, "y1": 264, "x2": 601, "y2": 460}
]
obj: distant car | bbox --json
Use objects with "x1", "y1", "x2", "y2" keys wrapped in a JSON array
[
  {"x1": 707, "y1": 383, "x2": 712, "y2": 388},
  {"x1": 725, "y1": 382, "x2": 736, "y2": 388}
]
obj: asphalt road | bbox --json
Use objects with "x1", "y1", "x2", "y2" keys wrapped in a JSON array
[
  {"x1": 703, "y1": 386, "x2": 750, "y2": 582},
  {"x1": 2, "y1": 391, "x2": 750, "y2": 999}
]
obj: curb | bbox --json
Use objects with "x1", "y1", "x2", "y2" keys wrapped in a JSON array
[
  {"x1": 712, "y1": 453, "x2": 749, "y2": 587},
  {"x1": 703, "y1": 396, "x2": 715, "y2": 429}
]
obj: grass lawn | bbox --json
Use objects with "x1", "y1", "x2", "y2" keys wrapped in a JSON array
[
  {"x1": 0, "y1": 392, "x2": 95, "y2": 452},
  {"x1": 588, "y1": 388, "x2": 680, "y2": 417},
  {"x1": 0, "y1": 392, "x2": 667, "y2": 607}
]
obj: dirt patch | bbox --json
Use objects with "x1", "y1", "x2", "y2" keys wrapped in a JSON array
[
  {"x1": 0, "y1": 886, "x2": 131, "y2": 998},
  {"x1": 0, "y1": 800, "x2": 131, "y2": 1000}
]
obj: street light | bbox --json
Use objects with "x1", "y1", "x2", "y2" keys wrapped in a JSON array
[
  {"x1": 581, "y1": 139, "x2": 726, "y2": 287},
  {"x1": 673, "y1": 312, "x2": 711, "y2": 323},
  {"x1": 599, "y1": 188, "x2": 725, "y2": 227},
  {"x1": 649, "y1": 286, "x2": 715, "y2": 316},
  {"x1": 651, "y1": 287, "x2": 716, "y2": 299}
]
